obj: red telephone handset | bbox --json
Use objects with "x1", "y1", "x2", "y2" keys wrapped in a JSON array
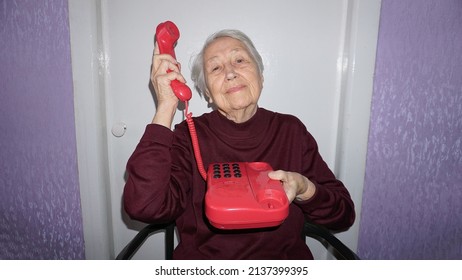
[
  {"x1": 154, "y1": 21, "x2": 289, "y2": 230},
  {"x1": 155, "y1": 21, "x2": 192, "y2": 102}
]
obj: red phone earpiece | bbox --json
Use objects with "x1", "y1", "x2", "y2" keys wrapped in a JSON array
[
  {"x1": 155, "y1": 21, "x2": 180, "y2": 58},
  {"x1": 155, "y1": 21, "x2": 192, "y2": 101}
]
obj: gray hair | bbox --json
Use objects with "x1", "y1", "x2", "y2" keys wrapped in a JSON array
[{"x1": 191, "y1": 29, "x2": 264, "y2": 96}]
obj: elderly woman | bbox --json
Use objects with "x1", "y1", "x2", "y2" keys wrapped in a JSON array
[{"x1": 123, "y1": 29, "x2": 355, "y2": 259}]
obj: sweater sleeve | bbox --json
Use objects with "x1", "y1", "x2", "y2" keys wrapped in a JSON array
[
  {"x1": 294, "y1": 129, "x2": 356, "y2": 231},
  {"x1": 122, "y1": 124, "x2": 191, "y2": 223}
]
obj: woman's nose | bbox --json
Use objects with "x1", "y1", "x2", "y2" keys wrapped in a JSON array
[{"x1": 225, "y1": 65, "x2": 237, "y2": 80}]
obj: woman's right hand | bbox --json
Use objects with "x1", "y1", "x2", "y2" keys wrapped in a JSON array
[{"x1": 150, "y1": 43, "x2": 188, "y2": 129}]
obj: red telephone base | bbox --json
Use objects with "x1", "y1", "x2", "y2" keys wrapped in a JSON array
[{"x1": 205, "y1": 162, "x2": 289, "y2": 230}]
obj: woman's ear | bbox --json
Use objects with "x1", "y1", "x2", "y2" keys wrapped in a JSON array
[{"x1": 204, "y1": 90, "x2": 213, "y2": 104}]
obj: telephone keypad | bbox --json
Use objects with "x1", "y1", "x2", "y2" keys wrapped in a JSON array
[{"x1": 212, "y1": 163, "x2": 243, "y2": 179}]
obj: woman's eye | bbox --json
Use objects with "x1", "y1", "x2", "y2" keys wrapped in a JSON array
[{"x1": 207, "y1": 65, "x2": 219, "y2": 73}]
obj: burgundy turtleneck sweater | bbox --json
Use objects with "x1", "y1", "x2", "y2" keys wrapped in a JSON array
[{"x1": 123, "y1": 107, "x2": 355, "y2": 259}]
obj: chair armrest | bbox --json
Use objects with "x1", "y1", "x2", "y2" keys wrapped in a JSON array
[
  {"x1": 304, "y1": 221, "x2": 360, "y2": 260},
  {"x1": 116, "y1": 222, "x2": 175, "y2": 260},
  {"x1": 116, "y1": 221, "x2": 359, "y2": 260}
]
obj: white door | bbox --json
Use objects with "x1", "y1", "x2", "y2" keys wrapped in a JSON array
[{"x1": 69, "y1": 0, "x2": 381, "y2": 259}]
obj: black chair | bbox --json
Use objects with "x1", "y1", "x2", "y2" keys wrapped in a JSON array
[{"x1": 116, "y1": 221, "x2": 360, "y2": 260}]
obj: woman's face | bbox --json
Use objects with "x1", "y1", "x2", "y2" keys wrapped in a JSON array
[{"x1": 203, "y1": 36, "x2": 263, "y2": 123}]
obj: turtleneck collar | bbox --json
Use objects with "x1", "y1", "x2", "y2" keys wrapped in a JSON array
[{"x1": 208, "y1": 107, "x2": 271, "y2": 140}]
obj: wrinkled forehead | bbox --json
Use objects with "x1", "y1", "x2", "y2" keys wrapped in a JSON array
[{"x1": 203, "y1": 37, "x2": 250, "y2": 61}]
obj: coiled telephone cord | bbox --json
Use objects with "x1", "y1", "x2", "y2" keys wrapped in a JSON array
[{"x1": 184, "y1": 101, "x2": 207, "y2": 181}]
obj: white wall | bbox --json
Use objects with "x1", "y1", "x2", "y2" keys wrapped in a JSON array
[{"x1": 69, "y1": 0, "x2": 381, "y2": 259}]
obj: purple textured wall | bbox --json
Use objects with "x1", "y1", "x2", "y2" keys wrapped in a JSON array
[
  {"x1": 359, "y1": 0, "x2": 462, "y2": 259},
  {"x1": 0, "y1": 0, "x2": 84, "y2": 259}
]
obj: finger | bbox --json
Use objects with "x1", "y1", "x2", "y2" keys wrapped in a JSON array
[
  {"x1": 163, "y1": 62, "x2": 182, "y2": 78},
  {"x1": 268, "y1": 170, "x2": 298, "y2": 203},
  {"x1": 152, "y1": 69, "x2": 187, "y2": 94},
  {"x1": 152, "y1": 44, "x2": 177, "y2": 68},
  {"x1": 152, "y1": 43, "x2": 160, "y2": 68},
  {"x1": 153, "y1": 42, "x2": 160, "y2": 55},
  {"x1": 152, "y1": 60, "x2": 180, "y2": 82},
  {"x1": 268, "y1": 170, "x2": 286, "y2": 181},
  {"x1": 153, "y1": 56, "x2": 177, "y2": 72},
  {"x1": 164, "y1": 71, "x2": 187, "y2": 84}
]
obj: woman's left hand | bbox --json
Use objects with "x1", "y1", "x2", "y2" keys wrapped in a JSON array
[{"x1": 268, "y1": 170, "x2": 316, "y2": 203}]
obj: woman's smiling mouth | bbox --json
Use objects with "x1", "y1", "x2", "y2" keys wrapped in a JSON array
[{"x1": 226, "y1": 85, "x2": 246, "y2": 94}]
